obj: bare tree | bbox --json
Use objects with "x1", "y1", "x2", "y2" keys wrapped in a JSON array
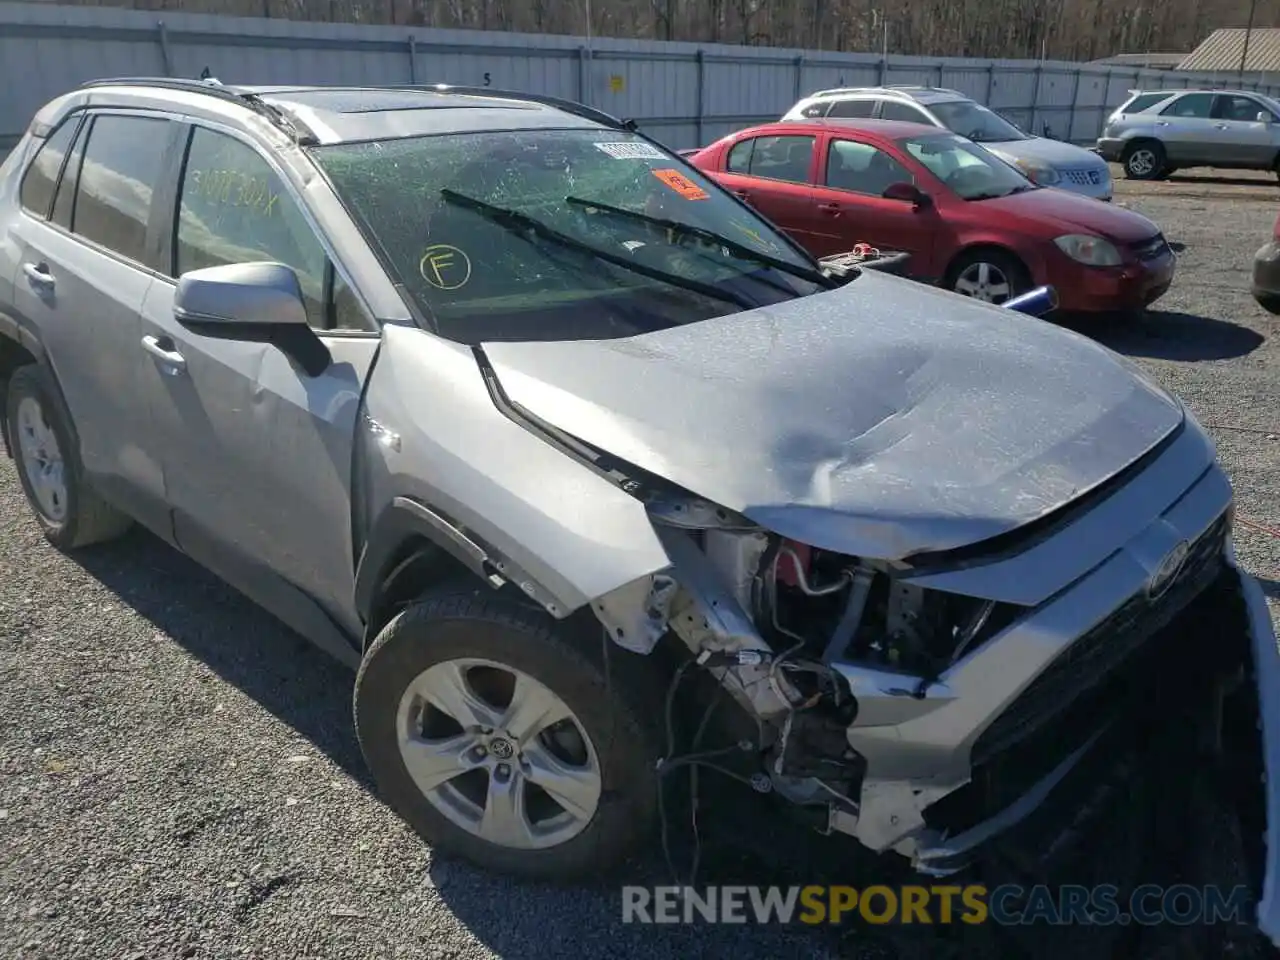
[{"x1": 21, "y1": 0, "x2": 1280, "y2": 60}]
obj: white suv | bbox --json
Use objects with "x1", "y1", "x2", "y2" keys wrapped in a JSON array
[{"x1": 785, "y1": 85, "x2": 1114, "y2": 200}]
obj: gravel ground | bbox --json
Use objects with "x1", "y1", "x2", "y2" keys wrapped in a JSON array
[{"x1": 3, "y1": 169, "x2": 1280, "y2": 960}]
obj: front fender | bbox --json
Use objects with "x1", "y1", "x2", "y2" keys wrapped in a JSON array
[{"x1": 356, "y1": 324, "x2": 671, "y2": 622}]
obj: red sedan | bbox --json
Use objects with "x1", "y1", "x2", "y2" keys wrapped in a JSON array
[{"x1": 687, "y1": 119, "x2": 1176, "y2": 312}]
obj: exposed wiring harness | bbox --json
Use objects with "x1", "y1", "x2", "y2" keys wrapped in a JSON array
[{"x1": 655, "y1": 645, "x2": 847, "y2": 889}]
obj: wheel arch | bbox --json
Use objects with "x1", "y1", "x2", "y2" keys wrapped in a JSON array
[
  {"x1": 0, "y1": 317, "x2": 48, "y2": 458},
  {"x1": 942, "y1": 242, "x2": 1035, "y2": 288},
  {"x1": 354, "y1": 496, "x2": 573, "y2": 650}
]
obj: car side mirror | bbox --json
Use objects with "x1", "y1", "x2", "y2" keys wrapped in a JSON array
[
  {"x1": 1258, "y1": 111, "x2": 1273, "y2": 124},
  {"x1": 174, "y1": 261, "x2": 331, "y2": 377},
  {"x1": 882, "y1": 181, "x2": 932, "y2": 208}
]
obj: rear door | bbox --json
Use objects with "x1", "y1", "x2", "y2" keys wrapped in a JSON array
[
  {"x1": 9, "y1": 110, "x2": 173, "y2": 534},
  {"x1": 1210, "y1": 94, "x2": 1277, "y2": 167},
  {"x1": 807, "y1": 134, "x2": 937, "y2": 265},
  {"x1": 1155, "y1": 93, "x2": 1218, "y2": 165},
  {"x1": 712, "y1": 133, "x2": 821, "y2": 249}
]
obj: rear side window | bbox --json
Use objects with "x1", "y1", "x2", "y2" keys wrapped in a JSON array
[
  {"x1": 1162, "y1": 94, "x2": 1213, "y2": 118},
  {"x1": 881, "y1": 101, "x2": 932, "y2": 123},
  {"x1": 1122, "y1": 93, "x2": 1173, "y2": 114},
  {"x1": 74, "y1": 114, "x2": 171, "y2": 263},
  {"x1": 19, "y1": 118, "x2": 80, "y2": 219},
  {"x1": 726, "y1": 135, "x2": 814, "y2": 184},
  {"x1": 51, "y1": 122, "x2": 88, "y2": 229},
  {"x1": 827, "y1": 99, "x2": 876, "y2": 119}
]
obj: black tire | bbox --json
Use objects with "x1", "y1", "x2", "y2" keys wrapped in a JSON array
[
  {"x1": 1122, "y1": 140, "x2": 1166, "y2": 180},
  {"x1": 354, "y1": 585, "x2": 663, "y2": 882},
  {"x1": 945, "y1": 248, "x2": 1032, "y2": 306},
  {"x1": 5, "y1": 364, "x2": 132, "y2": 549}
]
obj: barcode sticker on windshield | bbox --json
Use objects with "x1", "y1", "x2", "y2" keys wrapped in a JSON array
[{"x1": 594, "y1": 141, "x2": 667, "y2": 160}]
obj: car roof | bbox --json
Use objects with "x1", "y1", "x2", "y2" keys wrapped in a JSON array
[
  {"x1": 743, "y1": 118, "x2": 943, "y2": 139},
  {"x1": 1139, "y1": 88, "x2": 1263, "y2": 97},
  {"x1": 36, "y1": 78, "x2": 618, "y2": 146},
  {"x1": 803, "y1": 85, "x2": 969, "y2": 105},
  {"x1": 248, "y1": 85, "x2": 606, "y2": 141}
]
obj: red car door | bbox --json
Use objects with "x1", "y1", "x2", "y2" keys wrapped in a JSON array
[
  {"x1": 707, "y1": 133, "x2": 822, "y2": 249},
  {"x1": 806, "y1": 133, "x2": 938, "y2": 271}
]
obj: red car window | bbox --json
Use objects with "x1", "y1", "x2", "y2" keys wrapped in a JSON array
[
  {"x1": 726, "y1": 135, "x2": 814, "y2": 184},
  {"x1": 825, "y1": 140, "x2": 915, "y2": 196}
]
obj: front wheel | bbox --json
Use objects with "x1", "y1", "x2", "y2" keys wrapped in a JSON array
[
  {"x1": 354, "y1": 587, "x2": 662, "y2": 882},
  {"x1": 947, "y1": 250, "x2": 1031, "y2": 306}
]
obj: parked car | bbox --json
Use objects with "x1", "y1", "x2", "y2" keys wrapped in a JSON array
[
  {"x1": 2, "y1": 81, "x2": 1279, "y2": 955},
  {"x1": 687, "y1": 118, "x2": 1175, "y2": 312},
  {"x1": 1253, "y1": 207, "x2": 1280, "y2": 314},
  {"x1": 783, "y1": 85, "x2": 1114, "y2": 200},
  {"x1": 1098, "y1": 88, "x2": 1280, "y2": 180}
]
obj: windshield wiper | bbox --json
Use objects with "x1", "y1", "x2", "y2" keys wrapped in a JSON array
[
  {"x1": 563, "y1": 195, "x2": 839, "y2": 288},
  {"x1": 438, "y1": 189, "x2": 755, "y2": 309}
]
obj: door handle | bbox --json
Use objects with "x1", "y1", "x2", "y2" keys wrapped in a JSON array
[
  {"x1": 733, "y1": 189, "x2": 750, "y2": 199},
  {"x1": 1155, "y1": 121, "x2": 1170, "y2": 127},
  {"x1": 1214, "y1": 123, "x2": 1230, "y2": 129},
  {"x1": 141, "y1": 334, "x2": 187, "y2": 373},
  {"x1": 818, "y1": 202, "x2": 842, "y2": 216},
  {"x1": 22, "y1": 262, "x2": 54, "y2": 288}
]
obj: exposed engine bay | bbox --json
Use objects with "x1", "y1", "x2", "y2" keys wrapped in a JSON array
[
  {"x1": 590, "y1": 497, "x2": 1271, "y2": 956},
  {"x1": 593, "y1": 504, "x2": 1023, "y2": 849}
]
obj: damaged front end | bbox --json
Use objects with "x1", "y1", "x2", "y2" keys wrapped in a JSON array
[{"x1": 588, "y1": 425, "x2": 1280, "y2": 950}]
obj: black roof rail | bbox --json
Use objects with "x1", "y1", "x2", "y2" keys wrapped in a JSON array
[
  {"x1": 77, "y1": 76, "x2": 318, "y2": 145},
  {"x1": 401, "y1": 82, "x2": 636, "y2": 131}
]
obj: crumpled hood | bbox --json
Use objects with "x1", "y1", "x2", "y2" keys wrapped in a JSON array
[
  {"x1": 481, "y1": 272, "x2": 1183, "y2": 560},
  {"x1": 985, "y1": 136, "x2": 1111, "y2": 171}
]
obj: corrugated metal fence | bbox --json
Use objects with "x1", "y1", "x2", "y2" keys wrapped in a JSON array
[{"x1": 5, "y1": 1, "x2": 1280, "y2": 160}]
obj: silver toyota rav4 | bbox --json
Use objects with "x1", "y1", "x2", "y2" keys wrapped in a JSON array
[{"x1": 2, "y1": 78, "x2": 1279, "y2": 950}]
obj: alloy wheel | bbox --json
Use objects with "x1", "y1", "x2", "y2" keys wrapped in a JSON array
[
  {"x1": 15, "y1": 396, "x2": 68, "y2": 523},
  {"x1": 1127, "y1": 148, "x2": 1157, "y2": 178},
  {"x1": 953, "y1": 261, "x2": 1013, "y2": 304},
  {"x1": 396, "y1": 657, "x2": 602, "y2": 850}
]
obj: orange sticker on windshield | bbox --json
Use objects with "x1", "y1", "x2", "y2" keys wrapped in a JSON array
[{"x1": 651, "y1": 169, "x2": 709, "y2": 200}]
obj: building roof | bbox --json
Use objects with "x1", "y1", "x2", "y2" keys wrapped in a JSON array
[
  {"x1": 1179, "y1": 29, "x2": 1280, "y2": 73},
  {"x1": 1089, "y1": 52, "x2": 1187, "y2": 69}
]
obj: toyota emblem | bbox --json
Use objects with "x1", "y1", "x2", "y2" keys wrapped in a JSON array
[{"x1": 1147, "y1": 540, "x2": 1189, "y2": 599}]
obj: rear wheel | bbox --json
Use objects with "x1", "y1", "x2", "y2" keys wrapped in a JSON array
[
  {"x1": 946, "y1": 249, "x2": 1030, "y2": 306},
  {"x1": 354, "y1": 586, "x2": 662, "y2": 882},
  {"x1": 5, "y1": 365, "x2": 131, "y2": 549},
  {"x1": 1123, "y1": 140, "x2": 1166, "y2": 180}
]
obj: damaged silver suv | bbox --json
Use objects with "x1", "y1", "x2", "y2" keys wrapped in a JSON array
[{"x1": 2, "y1": 79, "x2": 1280, "y2": 950}]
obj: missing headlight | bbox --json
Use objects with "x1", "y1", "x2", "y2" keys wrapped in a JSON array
[{"x1": 752, "y1": 537, "x2": 1023, "y2": 678}]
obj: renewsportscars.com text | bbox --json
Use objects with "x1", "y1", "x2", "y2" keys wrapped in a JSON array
[{"x1": 620, "y1": 884, "x2": 1255, "y2": 927}]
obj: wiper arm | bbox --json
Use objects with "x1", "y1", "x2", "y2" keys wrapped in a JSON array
[
  {"x1": 438, "y1": 189, "x2": 755, "y2": 309},
  {"x1": 564, "y1": 195, "x2": 838, "y2": 288}
]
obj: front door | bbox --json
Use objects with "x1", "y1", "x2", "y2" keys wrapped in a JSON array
[
  {"x1": 10, "y1": 111, "x2": 174, "y2": 534},
  {"x1": 1210, "y1": 94, "x2": 1278, "y2": 167},
  {"x1": 807, "y1": 136, "x2": 937, "y2": 268},
  {"x1": 714, "y1": 133, "x2": 821, "y2": 251},
  {"x1": 137, "y1": 123, "x2": 379, "y2": 637}
]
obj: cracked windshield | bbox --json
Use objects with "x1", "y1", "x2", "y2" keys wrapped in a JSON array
[{"x1": 313, "y1": 128, "x2": 826, "y2": 343}]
